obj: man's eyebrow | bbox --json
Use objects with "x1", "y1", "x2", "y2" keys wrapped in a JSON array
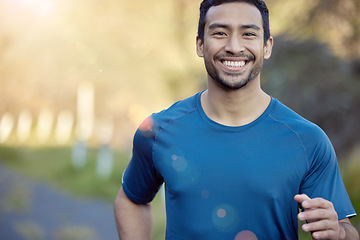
[
  {"x1": 208, "y1": 23, "x2": 231, "y2": 30},
  {"x1": 208, "y1": 23, "x2": 261, "y2": 31},
  {"x1": 240, "y1": 24, "x2": 261, "y2": 30}
]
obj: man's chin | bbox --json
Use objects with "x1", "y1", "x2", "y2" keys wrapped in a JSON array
[{"x1": 215, "y1": 77, "x2": 251, "y2": 90}]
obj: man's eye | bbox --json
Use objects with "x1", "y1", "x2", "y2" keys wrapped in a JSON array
[
  {"x1": 214, "y1": 32, "x2": 226, "y2": 36},
  {"x1": 244, "y1": 32, "x2": 256, "y2": 37}
]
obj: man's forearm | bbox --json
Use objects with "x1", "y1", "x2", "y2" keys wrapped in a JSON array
[
  {"x1": 114, "y1": 188, "x2": 153, "y2": 240},
  {"x1": 339, "y1": 221, "x2": 359, "y2": 240}
]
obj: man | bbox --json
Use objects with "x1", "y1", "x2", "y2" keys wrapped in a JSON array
[{"x1": 114, "y1": 0, "x2": 359, "y2": 239}]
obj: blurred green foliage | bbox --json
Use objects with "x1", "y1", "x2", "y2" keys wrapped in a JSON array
[{"x1": 0, "y1": 146, "x2": 124, "y2": 201}]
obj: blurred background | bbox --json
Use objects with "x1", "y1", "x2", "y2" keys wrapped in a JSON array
[{"x1": 0, "y1": 0, "x2": 359, "y2": 239}]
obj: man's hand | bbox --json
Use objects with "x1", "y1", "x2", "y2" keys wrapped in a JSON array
[{"x1": 294, "y1": 194, "x2": 343, "y2": 239}]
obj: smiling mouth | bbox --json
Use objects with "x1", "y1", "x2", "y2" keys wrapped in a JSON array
[
  {"x1": 220, "y1": 60, "x2": 250, "y2": 73},
  {"x1": 221, "y1": 60, "x2": 247, "y2": 68}
]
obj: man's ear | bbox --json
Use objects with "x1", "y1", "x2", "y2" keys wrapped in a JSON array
[
  {"x1": 264, "y1": 36, "x2": 274, "y2": 60},
  {"x1": 196, "y1": 36, "x2": 204, "y2": 57}
]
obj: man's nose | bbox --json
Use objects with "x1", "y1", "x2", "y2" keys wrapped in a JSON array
[{"x1": 224, "y1": 35, "x2": 245, "y2": 54}]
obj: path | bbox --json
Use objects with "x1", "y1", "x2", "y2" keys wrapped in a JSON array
[{"x1": 0, "y1": 165, "x2": 118, "y2": 240}]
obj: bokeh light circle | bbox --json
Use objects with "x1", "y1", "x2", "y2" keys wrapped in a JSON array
[{"x1": 234, "y1": 230, "x2": 258, "y2": 240}]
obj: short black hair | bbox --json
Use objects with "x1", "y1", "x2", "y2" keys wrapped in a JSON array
[{"x1": 198, "y1": 0, "x2": 270, "y2": 43}]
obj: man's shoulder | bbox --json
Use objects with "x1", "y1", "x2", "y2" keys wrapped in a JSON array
[
  {"x1": 152, "y1": 92, "x2": 200, "y2": 124},
  {"x1": 270, "y1": 98, "x2": 327, "y2": 139},
  {"x1": 136, "y1": 92, "x2": 200, "y2": 138}
]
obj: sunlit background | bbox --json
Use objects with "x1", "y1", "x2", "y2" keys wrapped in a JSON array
[{"x1": 0, "y1": 0, "x2": 359, "y2": 239}]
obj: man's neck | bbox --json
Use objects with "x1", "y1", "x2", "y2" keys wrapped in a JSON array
[{"x1": 201, "y1": 79, "x2": 271, "y2": 127}]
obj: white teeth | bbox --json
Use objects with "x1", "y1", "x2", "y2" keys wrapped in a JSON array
[{"x1": 223, "y1": 60, "x2": 246, "y2": 67}]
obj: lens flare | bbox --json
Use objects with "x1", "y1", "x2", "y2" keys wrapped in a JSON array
[
  {"x1": 234, "y1": 230, "x2": 258, "y2": 240},
  {"x1": 212, "y1": 204, "x2": 237, "y2": 232},
  {"x1": 139, "y1": 116, "x2": 153, "y2": 132},
  {"x1": 201, "y1": 190, "x2": 210, "y2": 198},
  {"x1": 217, "y1": 208, "x2": 227, "y2": 218},
  {"x1": 172, "y1": 156, "x2": 187, "y2": 172},
  {"x1": 139, "y1": 116, "x2": 157, "y2": 137}
]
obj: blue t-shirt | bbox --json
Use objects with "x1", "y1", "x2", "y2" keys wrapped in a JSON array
[{"x1": 122, "y1": 92, "x2": 356, "y2": 239}]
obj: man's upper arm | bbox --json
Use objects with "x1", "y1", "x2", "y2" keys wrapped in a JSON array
[{"x1": 122, "y1": 117, "x2": 164, "y2": 204}]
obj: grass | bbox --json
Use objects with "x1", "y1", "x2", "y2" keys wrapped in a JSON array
[
  {"x1": 0, "y1": 145, "x2": 359, "y2": 239},
  {"x1": 0, "y1": 145, "x2": 124, "y2": 202}
]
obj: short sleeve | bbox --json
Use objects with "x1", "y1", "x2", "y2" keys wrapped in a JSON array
[
  {"x1": 122, "y1": 116, "x2": 164, "y2": 204},
  {"x1": 300, "y1": 128, "x2": 356, "y2": 219}
]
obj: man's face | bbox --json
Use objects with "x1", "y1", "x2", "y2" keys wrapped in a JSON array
[{"x1": 197, "y1": 2, "x2": 273, "y2": 90}]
